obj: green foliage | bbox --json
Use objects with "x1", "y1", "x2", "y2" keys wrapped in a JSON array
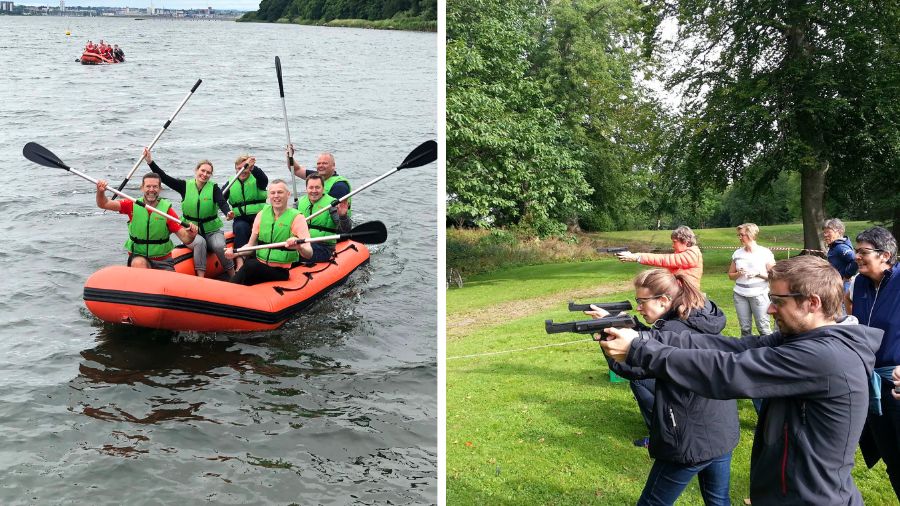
[
  {"x1": 241, "y1": 0, "x2": 436, "y2": 25},
  {"x1": 656, "y1": 0, "x2": 900, "y2": 248}
]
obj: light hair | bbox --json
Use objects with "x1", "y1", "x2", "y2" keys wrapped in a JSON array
[
  {"x1": 318, "y1": 152, "x2": 335, "y2": 164},
  {"x1": 633, "y1": 269, "x2": 705, "y2": 320},
  {"x1": 234, "y1": 154, "x2": 251, "y2": 166},
  {"x1": 737, "y1": 223, "x2": 759, "y2": 240},
  {"x1": 856, "y1": 227, "x2": 898, "y2": 265},
  {"x1": 194, "y1": 159, "x2": 214, "y2": 172},
  {"x1": 671, "y1": 226, "x2": 697, "y2": 247},
  {"x1": 823, "y1": 218, "x2": 845, "y2": 235},
  {"x1": 268, "y1": 179, "x2": 290, "y2": 191},
  {"x1": 769, "y1": 256, "x2": 843, "y2": 318}
]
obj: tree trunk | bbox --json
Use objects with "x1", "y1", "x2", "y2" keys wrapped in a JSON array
[
  {"x1": 893, "y1": 206, "x2": 900, "y2": 240},
  {"x1": 800, "y1": 161, "x2": 827, "y2": 253}
]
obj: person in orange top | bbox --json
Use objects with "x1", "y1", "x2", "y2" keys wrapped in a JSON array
[{"x1": 616, "y1": 226, "x2": 704, "y2": 287}]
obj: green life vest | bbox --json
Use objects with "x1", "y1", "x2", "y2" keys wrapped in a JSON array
[
  {"x1": 124, "y1": 198, "x2": 174, "y2": 258},
  {"x1": 323, "y1": 174, "x2": 351, "y2": 217},
  {"x1": 298, "y1": 194, "x2": 339, "y2": 246},
  {"x1": 227, "y1": 174, "x2": 268, "y2": 217},
  {"x1": 256, "y1": 205, "x2": 301, "y2": 265},
  {"x1": 182, "y1": 179, "x2": 223, "y2": 234}
]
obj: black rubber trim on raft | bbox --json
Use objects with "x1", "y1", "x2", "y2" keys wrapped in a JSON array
[{"x1": 83, "y1": 257, "x2": 369, "y2": 325}]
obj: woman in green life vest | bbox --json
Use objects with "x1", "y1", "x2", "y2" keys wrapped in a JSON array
[
  {"x1": 144, "y1": 147, "x2": 235, "y2": 278},
  {"x1": 223, "y1": 154, "x2": 268, "y2": 270},
  {"x1": 298, "y1": 173, "x2": 351, "y2": 263}
]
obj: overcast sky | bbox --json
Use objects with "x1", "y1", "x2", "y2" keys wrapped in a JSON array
[{"x1": 17, "y1": 0, "x2": 257, "y2": 10}]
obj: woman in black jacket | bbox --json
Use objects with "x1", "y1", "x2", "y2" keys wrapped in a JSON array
[{"x1": 588, "y1": 269, "x2": 738, "y2": 506}]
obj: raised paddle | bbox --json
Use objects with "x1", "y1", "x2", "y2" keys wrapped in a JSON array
[
  {"x1": 305, "y1": 140, "x2": 438, "y2": 222},
  {"x1": 235, "y1": 220, "x2": 387, "y2": 253},
  {"x1": 23, "y1": 142, "x2": 192, "y2": 228},
  {"x1": 275, "y1": 56, "x2": 299, "y2": 207},
  {"x1": 221, "y1": 159, "x2": 253, "y2": 195},
  {"x1": 111, "y1": 78, "x2": 202, "y2": 198}
]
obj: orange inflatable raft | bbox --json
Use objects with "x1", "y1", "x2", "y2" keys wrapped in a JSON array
[{"x1": 83, "y1": 237, "x2": 370, "y2": 332}]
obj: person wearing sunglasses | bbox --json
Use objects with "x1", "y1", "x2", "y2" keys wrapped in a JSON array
[
  {"x1": 850, "y1": 226, "x2": 900, "y2": 500},
  {"x1": 586, "y1": 269, "x2": 735, "y2": 505},
  {"x1": 599, "y1": 255, "x2": 881, "y2": 505}
]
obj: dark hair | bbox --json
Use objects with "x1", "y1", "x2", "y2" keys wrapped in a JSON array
[
  {"x1": 856, "y1": 227, "x2": 898, "y2": 265},
  {"x1": 141, "y1": 172, "x2": 161, "y2": 184},
  {"x1": 769, "y1": 255, "x2": 843, "y2": 318},
  {"x1": 306, "y1": 173, "x2": 324, "y2": 186},
  {"x1": 633, "y1": 269, "x2": 705, "y2": 320}
]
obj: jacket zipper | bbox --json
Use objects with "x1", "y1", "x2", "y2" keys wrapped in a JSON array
[
  {"x1": 669, "y1": 407, "x2": 677, "y2": 427},
  {"x1": 781, "y1": 422, "x2": 789, "y2": 495},
  {"x1": 867, "y1": 276, "x2": 885, "y2": 325}
]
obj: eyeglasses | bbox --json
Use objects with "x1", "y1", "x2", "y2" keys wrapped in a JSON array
[
  {"x1": 855, "y1": 248, "x2": 884, "y2": 256},
  {"x1": 736, "y1": 233, "x2": 748, "y2": 238},
  {"x1": 635, "y1": 295, "x2": 665, "y2": 306},
  {"x1": 768, "y1": 292, "x2": 804, "y2": 307}
]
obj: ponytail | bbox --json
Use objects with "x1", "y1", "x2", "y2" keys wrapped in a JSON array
[{"x1": 633, "y1": 269, "x2": 705, "y2": 320}]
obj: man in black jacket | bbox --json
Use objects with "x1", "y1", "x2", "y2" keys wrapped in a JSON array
[{"x1": 601, "y1": 255, "x2": 882, "y2": 505}]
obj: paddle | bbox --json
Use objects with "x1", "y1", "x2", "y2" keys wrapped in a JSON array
[
  {"x1": 275, "y1": 56, "x2": 299, "y2": 207},
  {"x1": 235, "y1": 220, "x2": 387, "y2": 253},
  {"x1": 221, "y1": 159, "x2": 252, "y2": 195},
  {"x1": 305, "y1": 140, "x2": 437, "y2": 222},
  {"x1": 111, "y1": 78, "x2": 202, "y2": 198},
  {"x1": 22, "y1": 142, "x2": 191, "y2": 228}
]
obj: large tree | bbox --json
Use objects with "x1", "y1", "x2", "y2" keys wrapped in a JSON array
[{"x1": 656, "y1": 0, "x2": 900, "y2": 249}]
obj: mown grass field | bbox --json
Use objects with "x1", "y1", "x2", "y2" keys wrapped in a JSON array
[{"x1": 446, "y1": 222, "x2": 896, "y2": 504}]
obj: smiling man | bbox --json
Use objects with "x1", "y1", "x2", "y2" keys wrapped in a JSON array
[
  {"x1": 600, "y1": 255, "x2": 882, "y2": 505},
  {"x1": 297, "y1": 173, "x2": 351, "y2": 264},
  {"x1": 226, "y1": 179, "x2": 314, "y2": 286}
]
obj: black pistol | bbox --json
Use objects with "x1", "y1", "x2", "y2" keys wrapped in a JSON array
[
  {"x1": 567, "y1": 300, "x2": 633, "y2": 312},
  {"x1": 544, "y1": 314, "x2": 637, "y2": 341}
]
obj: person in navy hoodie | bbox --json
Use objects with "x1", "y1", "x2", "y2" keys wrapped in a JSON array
[
  {"x1": 601, "y1": 255, "x2": 881, "y2": 505},
  {"x1": 823, "y1": 218, "x2": 858, "y2": 294},
  {"x1": 850, "y1": 226, "x2": 900, "y2": 501}
]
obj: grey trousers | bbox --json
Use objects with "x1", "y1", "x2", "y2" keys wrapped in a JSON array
[
  {"x1": 187, "y1": 230, "x2": 234, "y2": 273},
  {"x1": 733, "y1": 291, "x2": 772, "y2": 337}
]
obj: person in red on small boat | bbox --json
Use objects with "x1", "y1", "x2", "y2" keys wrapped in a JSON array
[
  {"x1": 84, "y1": 40, "x2": 96, "y2": 53},
  {"x1": 95, "y1": 173, "x2": 198, "y2": 271},
  {"x1": 226, "y1": 179, "x2": 314, "y2": 286}
]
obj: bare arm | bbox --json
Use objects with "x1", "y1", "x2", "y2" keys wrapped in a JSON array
[{"x1": 96, "y1": 180, "x2": 121, "y2": 212}]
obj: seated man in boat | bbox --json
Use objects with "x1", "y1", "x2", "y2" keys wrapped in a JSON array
[
  {"x1": 226, "y1": 179, "x2": 314, "y2": 286},
  {"x1": 297, "y1": 173, "x2": 351, "y2": 263},
  {"x1": 96, "y1": 173, "x2": 198, "y2": 271},
  {"x1": 113, "y1": 44, "x2": 124, "y2": 62},
  {"x1": 84, "y1": 40, "x2": 96, "y2": 53},
  {"x1": 288, "y1": 145, "x2": 352, "y2": 207}
]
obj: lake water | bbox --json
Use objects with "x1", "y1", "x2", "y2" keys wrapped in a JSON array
[{"x1": 0, "y1": 16, "x2": 437, "y2": 504}]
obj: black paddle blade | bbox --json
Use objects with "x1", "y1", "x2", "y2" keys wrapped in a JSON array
[
  {"x1": 275, "y1": 56, "x2": 285, "y2": 97},
  {"x1": 398, "y1": 140, "x2": 437, "y2": 170},
  {"x1": 23, "y1": 142, "x2": 70, "y2": 170},
  {"x1": 347, "y1": 220, "x2": 388, "y2": 244}
]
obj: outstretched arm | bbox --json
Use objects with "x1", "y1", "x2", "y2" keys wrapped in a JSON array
[{"x1": 96, "y1": 180, "x2": 121, "y2": 212}]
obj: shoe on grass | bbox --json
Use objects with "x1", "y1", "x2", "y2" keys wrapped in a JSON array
[{"x1": 633, "y1": 436, "x2": 650, "y2": 448}]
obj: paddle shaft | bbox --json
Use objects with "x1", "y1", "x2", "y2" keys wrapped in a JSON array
[
  {"x1": 235, "y1": 234, "x2": 342, "y2": 253},
  {"x1": 74, "y1": 168, "x2": 187, "y2": 227},
  {"x1": 221, "y1": 162, "x2": 251, "y2": 194},
  {"x1": 275, "y1": 57, "x2": 299, "y2": 206},
  {"x1": 305, "y1": 167, "x2": 398, "y2": 221},
  {"x1": 113, "y1": 78, "x2": 202, "y2": 196}
]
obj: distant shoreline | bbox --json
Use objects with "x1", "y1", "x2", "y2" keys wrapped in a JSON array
[{"x1": 238, "y1": 17, "x2": 436, "y2": 33}]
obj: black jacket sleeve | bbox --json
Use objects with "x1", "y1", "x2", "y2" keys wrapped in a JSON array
[{"x1": 148, "y1": 160, "x2": 187, "y2": 199}]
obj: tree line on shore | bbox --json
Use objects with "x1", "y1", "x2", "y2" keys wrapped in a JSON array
[
  {"x1": 447, "y1": 0, "x2": 900, "y2": 250},
  {"x1": 242, "y1": 0, "x2": 435, "y2": 26}
]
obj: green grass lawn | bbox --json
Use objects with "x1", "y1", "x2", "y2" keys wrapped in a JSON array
[{"x1": 446, "y1": 221, "x2": 896, "y2": 505}]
